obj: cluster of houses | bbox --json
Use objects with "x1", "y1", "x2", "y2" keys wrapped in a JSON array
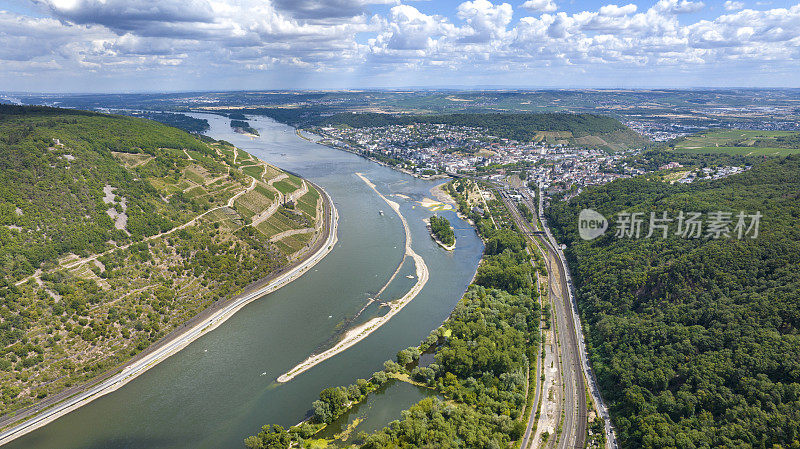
[
  {"x1": 314, "y1": 123, "x2": 610, "y2": 178},
  {"x1": 313, "y1": 123, "x2": 751, "y2": 202}
]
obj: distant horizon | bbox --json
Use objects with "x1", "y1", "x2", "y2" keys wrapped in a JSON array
[{"x1": 4, "y1": 86, "x2": 800, "y2": 96}]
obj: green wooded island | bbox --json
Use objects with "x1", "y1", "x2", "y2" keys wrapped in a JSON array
[
  {"x1": 428, "y1": 215, "x2": 455, "y2": 249},
  {"x1": 230, "y1": 119, "x2": 260, "y2": 137}
]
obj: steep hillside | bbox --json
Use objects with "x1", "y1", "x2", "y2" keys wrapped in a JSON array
[
  {"x1": 0, "y1": 105, "x2": 326, "y2": 414},
  {"x1": 547, "y1": 156, "x2": 800, "y2": 448}
]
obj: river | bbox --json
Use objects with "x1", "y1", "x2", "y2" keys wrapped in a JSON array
[{"x1": 6, "y1": 114, "x2": 483, "y2": 448}]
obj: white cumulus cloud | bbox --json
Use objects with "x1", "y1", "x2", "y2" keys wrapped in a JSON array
[
  {"x1": 724, "y1": 1, "x2": 745, "y2": 10},
  {"x1": 456, "y1": 0, "x2": 514, "y2": 43},
  {"x1": 599, "y1": 4, "x2": 638, "y2": 16},
  {"x1": 520, "y1": 0, "x2": 557, "y2": 13},
  {"x1": 2, "y1": 0, "x2": 799, "y2": 90},
  {"x1": 654, "y1": 0, "x2": 706, "y2": 14}
]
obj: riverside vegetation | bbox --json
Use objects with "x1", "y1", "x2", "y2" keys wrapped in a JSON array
[
  {"x1": 547, "y1": 154, "x2": 800, "y2": 448},
  {"x1": 245, "y1": 178, "x2": 542, "y2": 449},
  {"x1": 0, "y1": 105, "x2": 324, "y2": 415}
]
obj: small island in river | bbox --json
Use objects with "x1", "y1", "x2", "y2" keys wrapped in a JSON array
[{"x1": 426, "y1": 215, "x2": 456, "y2": 251}]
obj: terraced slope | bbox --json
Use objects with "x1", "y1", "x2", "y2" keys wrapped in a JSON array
[{"x1": 0, "y1": 105, "x2": 323, "y2": 415}]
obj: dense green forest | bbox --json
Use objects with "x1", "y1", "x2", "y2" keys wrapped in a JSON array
[
  {"x1": 124, "y1": 111, "x2": 210, "y2": 134},
  {"x1": 429, "y1": 215, "x2": 454, "y2": 246},
  {"x1": 547, "y1": 156, "x2": 800, "y2": 448},
  {"x1": 0, "y1": 105, "x2": 210, "y2": 281},
  {"x1": 222, "y1": 107, "x2": 329, "y2": 127},
  {"x1": 245, "y1": 181, "x2": 541, "y2": 449},
  {"x1": 0, "y1": 104, "x2": 100, "y2": 119}
]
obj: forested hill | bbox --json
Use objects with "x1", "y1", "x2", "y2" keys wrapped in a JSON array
[
  {"x1": 0, "y1": 104, "x2": 209, "y2": 281},
  {"x1": 122, "y1": 111, "x2": 210, "y2": 134},
  {"x1": 215, "y1": 108, "x2": 649, "y2": 151},
  {"x1": 0, "y1": 105, "x2": 325, "y2": 414},
  {"x1": 316, "y1": 112, "x2": 624, "y2": 135},
  {"x1": 547, "y1": 156, "x2": 800, "y2": 448}
]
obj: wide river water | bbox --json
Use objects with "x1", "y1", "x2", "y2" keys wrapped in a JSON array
[{"x1": 9, "y1": 114, "x2": 483, "y2": 448}]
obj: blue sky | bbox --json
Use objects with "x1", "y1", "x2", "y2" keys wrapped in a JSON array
[{"x1": 1, "y1": 0, "x2": 799, "y2": 92}]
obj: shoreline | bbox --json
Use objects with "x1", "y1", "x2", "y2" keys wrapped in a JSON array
[
  {"x1": 277, "y1": 172, "x2": 429, "y2": 383},
  {"x1": 430, "y1": 182, "x2": 457, "y2": 207},
  {"x1": 0, "y1": 183, "x2": 339, "y2": 446}
]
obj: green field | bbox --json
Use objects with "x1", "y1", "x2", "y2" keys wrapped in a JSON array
[
  {"x1": 672, "y1": 129, "x2": 800, "y2": 156},
  {"x1": 254, "y1": 184, "x2": 276, "y2": 200}
]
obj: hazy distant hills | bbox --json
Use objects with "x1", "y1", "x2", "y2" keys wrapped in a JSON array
[{"x1": 14, "y1": 89, "x2": 799, "y2": 134}]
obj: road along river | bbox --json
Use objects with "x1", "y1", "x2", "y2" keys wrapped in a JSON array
[{"x1": 4, "y1": 114, "x2": 483, "y2": 449}]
